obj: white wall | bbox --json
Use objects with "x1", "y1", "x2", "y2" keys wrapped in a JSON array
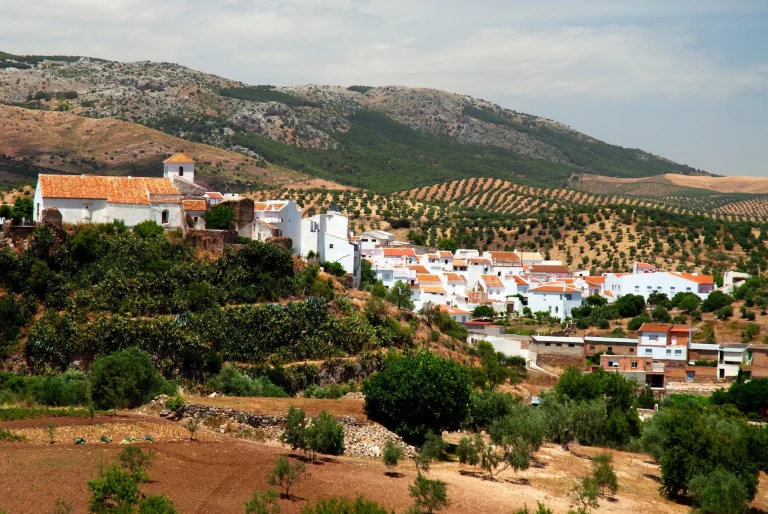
[
  {"x1": 604, "y1": 272, "x2": 710, "y2": 301},
  {"x1": 638, "y1": 345, "x2": 687, "y2": 361},
  {"x1": 527, "y1": 291, "x2": 582, "y2": 320},
  {"x1": 40, "y1": 197, "x2": 109, "y2": 224},
  {"x1": 639, "y1": 331, "x2": 669, "y2": 346},
  {"x1": 164, "y1": 162, "x2": 195, "y2": 182}
]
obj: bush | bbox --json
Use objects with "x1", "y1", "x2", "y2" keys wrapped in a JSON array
[
  {"x1": 716, "y1": 305, "x2": 733, "y2": 320},
  {"x1": 467, "y1": 390, "x2": 516, "y2": 430},
  {"x1": 382, "y1": 440, "x2": 404, "y2": 469},
  {"x1": 138, "y1": 495, "x2": 178, "y2": 514},
  {"x1": 203, "y1": 204, "x2": 235, "y2": 230},
  {"x1": 244, "y1": 488, "x2": 280, "y2": 514},
  {"x1": 268, "y1": 457, "x2": 305, "y2": 498},
  {"x1": 702, "y1": 290, "x2": 733, "y2": 313},
  {"x1": 305, "y1": 410, "x2": 345, "y2": 458},
  {"x1": 322, "y1": 261, "x2": 346, "y2": 277},
  {"x1": 133, "y1": 220, "x2": 165, "y2": 239},
  {"x1": 408, "y1": 473, "x2": 449, "y2": 513},
  {"x1": 88, "y1": 463, "x2": 140, "y2": 513},
  {"x1": 614, "y1": 294, "x2": 646, "y2": 318},
  {"x1": 627, "y1": 312, "x2": 651, "y2": 331},
  {"x1": 688, "y1": 469, "x2": 749, "y2": 514},
  {"x1": 206, "y1": 365, "x2": 287, "y2": 397},
  {"x1": 165, "y1": 396, "x2": 185, "y2": 412},
  {"x1": 119, "y1": 446, "x2": 155, "y2": 483},
  {"x1": 363, "y1": 352, "x2": 471, "y2": 442},
  {"x1": 302, "y1": 496, "x2": 391, "y2": 514},
  {"x1": 89, "y1": 348, "x2": 176, "y2": 410},
  {"x1": 471, "y1": 305, "x2": 495, "y2": 318}
]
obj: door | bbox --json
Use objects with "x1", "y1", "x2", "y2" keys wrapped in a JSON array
[{"x1": 686, "y1": 371, "x2": 694, "y2": 383}]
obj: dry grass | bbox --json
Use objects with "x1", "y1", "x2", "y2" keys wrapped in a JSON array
[
  {"x1": 14, "y1": 420, "x2": 222, "y2": 445},
  {"x1": 666, "y1": 173, "x2": 768, "y2": 194}
]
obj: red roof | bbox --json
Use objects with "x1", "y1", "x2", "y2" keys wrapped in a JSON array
[
  {"x1": 530, "y1": 264, "x2": 570, "y2": 274},
  {"x1": 205, "y1": 191, "x2": 224, "y2": 199},
  {"x1": 488, "y1": 251, "x2": 521, "y2": 263},
  {"x1": 445, "y1": 273, "x2": 467, "y2": 282},
  {"x1": 163, "y1": 153, "x2": 194, "y2": 163},
  {"x1": 408, "y1": 265, "x2": 430, "y2": 274},
  {"x1": 511, "y1": 275, "x2": 528, "y2": 285},
  {"x1": 530, "y1": 284, "x2": 581, "y2": 294},
  {"x1": 438, "y1": 251, "x2": 454, "y2": 258},
  {"x1": 439, "y1": 305, "x2": 470, "y2": 315},
  {"x1": 417, "y1": 274, "x2": 442, "y2": 283},
  {"x1": 182, "y1": 199, "x2": 206, "y2": 211},
  {"x1": 383, "y1": 248, "x2": 416, "y2": 257},
  {"x1": 481, "y1": 275, "x2": 504, "y2": 287},
  {"x1": 39, "y1": 175, "x2": 180, "y2": 205},
  {"x1": 670, "y1": 272, "x2": 714, "y2": 285}
]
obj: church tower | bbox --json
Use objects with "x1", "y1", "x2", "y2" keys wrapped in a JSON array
[{"x1": 163, "y1": 153, "x2": 195, "y2": 183}]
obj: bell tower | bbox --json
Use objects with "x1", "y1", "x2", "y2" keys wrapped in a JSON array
[{"x1": 163, "y1": 153, "x2": 195, "y2": 183}]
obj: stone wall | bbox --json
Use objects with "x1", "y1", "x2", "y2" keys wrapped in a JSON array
[
  {"x1": 40, "y1": 207, "x2": 62, "y2": 226},
  {"x1": 186, "y1": 229, "x2": 237, "y2": 255}
]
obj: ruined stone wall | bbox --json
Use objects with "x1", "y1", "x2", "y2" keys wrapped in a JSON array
[{"x1": 186, "y1": 229, "x2": 237, "y2": 255}]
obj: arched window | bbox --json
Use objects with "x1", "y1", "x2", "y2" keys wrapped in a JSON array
[
  {"x1": 178, "y1": 166, "x2": 184, "y2": 177},
  {"x1": 161, "y1": 210, "x2": 169, "y2": 225}
]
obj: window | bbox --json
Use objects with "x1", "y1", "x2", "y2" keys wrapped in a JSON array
[
  {"x1": 161, "y1": 210, "x2": 169, "y2": 224},
  {"x1": 666, "y1": 349, "x2": 672, "y2": 356},
  {"x1": 647, "y1": 286, "x2": 652, "y2": 291},
  {"x1": 675, "y1": 350, "x2": 682, "y2": 356},
  {"x1": 670, "y1": 287, "x2": 675, "y2": 292},
  {"x1": 556, "y1": 343, "x2": 562, "y2": 347},
  {"x1": 629, "y1": 348, "x2": 635, "y2": 353},
  {"x1": 657, "y1": 286, "x2": 662, "y2": 290},
  {"x1": 178, "y1": 166, "x2": 184, "y2": 177},
  {"x1": 631, "y1": 361, "x2": 638, "y2": 368},
  {"x1": 645, "y1": 349, "x2": 652, "y2": 355},
  {"x1": 329, "y1": 244, "x2": 334, "y2": 249},
  {"x1": 568, "y1": 343, "x2": 575, "y2": 347},
  {"x1": 590, "y1": 345, "x2": 596, "y2": 350},
  {"x1": 686, "y1": 287, "x2": 691, "y2": 291},
  {"x1": 608, "y1": 347, "x2": 613, "y2": 352},
  {"x1": 545, "y1": 343, "x2": 551, "y2": 347},
  {"x1": 634, "y1": 285, "x2": 640, "y2": 292},
  {"x1": 36, "y1": 203, "x2": 40, "y2": 219},
  {"x1": 555, "y1": 306, "x2": 559, "y2": 313},
  {"x1": 649, "y1": 335, "x2": 658, "y2": 341}
]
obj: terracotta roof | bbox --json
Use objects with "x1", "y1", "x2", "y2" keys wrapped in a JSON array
[
  {"x1": 488, "y1": 251, "x2": 521, "y2": 263},
  {"x1": 39, "y1": 175, "x2": 180, "y2": 205},
  {"x1": 426, "y1": 253, "x2": 439, "y2": 259},
  {"x1": 408, "y1": 265, "x2": 430, "y2": 274},
  {"x1": 439, "y1": 305, "x2": 469, "y2": 315},
  {"x1": 438, "y1": 251, "x2": 454, "y2": 258},
  {"x1": 671, "y1": 324, "x2": 690, "y2": 332},
  {"x1": 253, "y1": 202, "x2": 268, "y2": 211},
  {"x1": 530, "y1": 264, "x2": 570, "y2": 274},
  {"x1": 421, "y1": 286, "x2": 446, "y2": 294},
  {"x1": 383, "y1": 248, "x2": 416, "y2": 257},
  {"x1": 204, "y1": 191, "x2": 224, "y2": 199},
  {"x1": 584, "y1": 276, "x2": 606, "y2": 285},
  {"x1": 445, "y1": 273, "x2": 467, "y2": 282},
  {"x1": 264, "y1": 202, "x2": 286, "y2": 211},
  {"x1": 636, "y1": 262, "x2": 655, "y2": 268},
  {"x1": 255, "y1": 219, "x2": 279, "y2": 231},
  {"x1": 182, "y1": 199, "x2": 206, "y2": 211},
  {"x1": 453, "y1": 260, "x2": 468, "y2": 267},
  {"x1": 417, "y1": 274, "x2": 442, "y2": 283},
  {"x1": 638, "y1": 323, "x2": 673, "y2": 333},
  {"x1": 163, "y1": 153, "x2": 194, "y2": 163},
  {"x1": 468, "y1": 258, "x2": 491, "y2": 264},
  {"x1": 670, "y1": 272, "x2": 714, "y2": 285},
  {"x1": 511, "y1": 275, "x2": 528, "y2": 285},
  {"x1": 603, "y1": 290, "x2": 614, "y2": 297},
  {"x1": 481, "y1": 275, "x2": 504, "y2": 287},
  {"x1": 530, "y1": 284, "x2": 581, "y2": 294}
]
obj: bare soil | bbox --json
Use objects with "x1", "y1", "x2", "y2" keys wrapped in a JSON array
[
  {"x1": 665, "y1": 173, "x2": 768, "y2": 194},
  {"x1": 3, "y1": 412, "x2": 766, "y2": 513}
]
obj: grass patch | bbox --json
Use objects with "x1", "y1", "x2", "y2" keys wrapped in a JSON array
[
  {"x1": 0, "y1": 407, "x2": 94, "y2": 422},
  {"x1": 0, "y1": 428, "x2": 26, "y2": 442}
]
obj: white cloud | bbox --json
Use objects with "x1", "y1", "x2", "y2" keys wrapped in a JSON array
[{"x1": 0, "y1": 0, "x2": 766, "y2": 100}]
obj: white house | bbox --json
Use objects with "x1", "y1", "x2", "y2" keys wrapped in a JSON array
[
  {"x1": 718, "y1": 344, "x2": 750, "y2": 380},
  {"x1": 359, "y1": 230, "x2": 395, "y2": 256},
  {"x1": 253, "y1": 200, "x2": 302, "y2": 254},
  {"x1": 603, "y1": 271, "x2": 714, "y2": 301},
  {"x1": 162, "y1": 153, "x2": 195, "y2": 182},
  {"x1": 637, "y1": 323, "x2": 689, "y2": 362},
  {"x1": 526, "y1": 284, "x2": 583, "y2": 320},
  {"x1": 34, "y1": 174, "x2": 184, "y2": 228}
]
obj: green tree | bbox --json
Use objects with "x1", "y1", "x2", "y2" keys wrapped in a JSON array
[
  {"x1": 268, "y1": 457, "x2": 305, "y2": 499},
  {"x1": 382, "y1": 440, "x2": 404, "y2": 470},
  {"x1": 87, "y1": 463, "x2": 140, "y2": 514},
  {"x1": 569, "y1": 476, "x2": 599, "y2": 514},
  {"x1": 363, "y1": 352, "x2": 471, "y2": 442},
  {"x1": 244, "y1": 489, "x2": 280, "y2": 514},
  {"x1": 119, "y1": 446, "x2": 155, "y2": 483},
  {"x1": 302, "y1": 496, "x2": 391, "y2": 514},
  {"x1": 471, "y1": 305, "x2": 495, "y2": 318},
  {"x1": 591, "y1": 453, "x2": 618, "y2": 497},
  {"x1": 133, "y1": 220, "x2": 165, "y2": 239},
  {"x1": 281, "y1": 407, "x2": 308, "y2": 454},
  {"x1": 386, "y1": 281, "x2": 413, "y2": 310},
  {"x1": 467, "y1": 390, "x2": 516, "y2": 431},
  {"x1": 413, "y1": 431, "x2": 446, "y2": 473},
  {"x1": 701, "y1": 290, "x2": 733, "y2": 312},
  {"x1": 71, "y1": 227, "x2": 103, "y2": 264},
  {"x1": 688, "y1": 469, "x2": 749, "y2": 514},
  {"x1": 408, "y1": 473, "x2": 448, "y2": 514},
  {"x1": 89, "y1": 348, "x2": 175, "y2": 411},
  {"x1": 138, "y1": 495, "x2": 178, "y2": 514},
  {"x1": 651, "y1": 305, "x2": 671, "y2": 323},
  {"x1": 203, "y1": 204, "x2": 236, "y2": 230},
  {"x1": 613, "y1": 294, "x2": 646, "y2": 318},
  {"x1": 305, "y1": 410, "x2": 345, "y2": 459}
]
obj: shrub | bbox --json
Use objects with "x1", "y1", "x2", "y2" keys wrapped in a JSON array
[
  {"x1": 203, "y1": 204, "x2": 235, "y2": 230},
  {"x1": 322, "y1": 261, "x2": 346, "y2": 277},
  {"x1": 614, "y1": 294, "x2": 646, "y2": 318},
  {"x1": 688, "y1": 469, "x2": 749, "y2": 514},
  {"x1": 363, "y1": 352, "x2": 471, "y2": 443},
  {"x1": 119, "y1": 446, "x2": 156, "y2": 483},
  {"x1": 268, "y1": 457, "x2": 305, "y2": 498},
  {"x1": 133, "y1": 220, "x2": 165, "y2": 239},
  {"x1": 206, "y1": 365, "x2": 287, "y2": 397},
  {"x1": 591, "y1": 453, "x2": 618, "y2": 497},
  {"x1": 70, "y1": 227, "x2": 102, "y2": 264},
  {"x1": 627, "y1": 312, "x2": 651, "y2": 331},
  {"x1": 702, "y1": 290, "x2": 733, "y2": 312},
  {"x1": 305, "y1": 410, "x2": 345, "y2": 459},
  {"x1": 382, "y1": 440, "x2": 404, "y2": 469},
  {"x1": 87, "y1": 463, "x2": 140, "y2": 513},
  {"x1": 302, "y1": 496, "x2": 391, "y2": 514},
  {"x1": 0, "y1": 428, "x2": 26, "y2": 442},
  {"x1": 408, "y1": 473, "x2": 448, "y2": 514},
  {"x1": 184, "y1": 417, "x2": 201, "y2": 441},
  {"x1": 89, "y1": 348, "x2": 175, "y2": 410},
  {"x1": 165, "y1": 396, "x2": 185, "y2": 412},
  {"x1": 138, "y1": 495, "x2": 178, "y2": 514},
  {"x1": 414, "y1": 431, "x2": 446, "y2": 473},
  {"x1": 244, "y1": 488, "x2": 280, "y2": 514},
  {"x1": 716, "y1": 305, "x2": 733, "y2": 320},
  {"x1": 471, "y1": 305, "x2": 495, "y2": 318},
  {"x1": 467, "y1": 390, "x2": 516, "y2": 430},
  {"x1": 281, "y1": 407, "x2": 308, "y2": 454}
]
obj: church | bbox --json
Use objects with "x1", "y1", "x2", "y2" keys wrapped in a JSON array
[{"x1": 33, "y1": 153, "x2": 208, "y2": 228}]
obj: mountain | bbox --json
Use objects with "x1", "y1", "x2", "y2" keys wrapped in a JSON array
[{"x1": 0, "y1": 51, "x2": 703, "y2": 192}]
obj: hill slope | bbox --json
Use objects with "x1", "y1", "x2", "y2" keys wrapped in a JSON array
[
  {"x1": 0, "y1": 104, "x2": 305, "y2": 191},
  {"x1": 0, "y1": 51, "x2": 702, "y2": 192}
]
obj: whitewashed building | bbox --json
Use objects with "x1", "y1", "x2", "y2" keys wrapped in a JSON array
[{"x1": 527, "y1": 284, "x2": 583, "y2": 320}]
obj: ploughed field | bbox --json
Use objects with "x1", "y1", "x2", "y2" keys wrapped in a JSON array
[{"x1": 1, "y1": 404, "x2": 766, "y2": 513}]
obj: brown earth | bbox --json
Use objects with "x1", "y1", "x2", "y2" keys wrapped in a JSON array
[
  {"x1": 0, "y1": 104, "x2": 305, "y2": 186},
  {"x1": 2, "y1": 411, "x2": 767, "y2": 514},
  {"x1": 665, "y1": 173, "x2": 768, "y2": 194},
  {"x1": 182, "y1": 395, "x2": 367, "y2": 419}
]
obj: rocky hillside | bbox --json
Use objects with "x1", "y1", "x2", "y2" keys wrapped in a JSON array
[{"x1": 0, "y1": 51, "x2": 703, "y2": 192}]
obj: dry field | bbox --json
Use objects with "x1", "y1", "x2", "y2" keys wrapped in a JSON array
[
  {"x1": 5, "y1": 409, "x2": 764, "y2": 514},
  {"x1": 0, "y1": 104, "x2": 305, "y2": 187},
  {"x1": 666, "y1": 173, "x2": 768, "y2": 194}
]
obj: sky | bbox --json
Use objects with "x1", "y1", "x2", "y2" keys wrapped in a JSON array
[{"x1": 2, "y1": 0, "x2": 767, "y2": 176}]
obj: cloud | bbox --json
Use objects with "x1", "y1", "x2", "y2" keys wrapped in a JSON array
[{"x1": 0, "y1": 0, "x2": 765, "y2": 100}]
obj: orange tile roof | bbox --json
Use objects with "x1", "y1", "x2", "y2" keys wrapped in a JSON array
[
  {"x1": 445, "y1": 273, "x2": 466, "y2": 282},
  {"x1": 488, "y1": 251, "x2": 521, "y2": 263},
  {"x1": 530, "y1": 284, "x2": 581, "y2": 294},
  {"x1": 638, "y1": 323, "x2": 673, "y2": 333},
  {"x1": 453, "y1": 260, "x2": 468, "y2": 267},
  {"x1": 439, "y1": 304, "x2": 469, "y2": 315},
  {"x1": 468, "y1": 258, "x2": 491, "y2": 264},
  {"x1": 265, "y1": 202, "x2": 286, "y2": 211},
  {"x1": 603, "y1": 290, "x2": 614, "y2": 297},
  {"x1": 383, "y1": 248, "x2": 416, "y2": 257},
  {"x1": 670, "y1": 272, "x2": 714, "y2": 285},
  {"x1": 584, "y1": 276, "x2": 606, "y2": 285},
  {"x1": 636, "y1": 261, "x2": 655, "y2": 268},
  {"x1": 421, "y1": 286, "x2": 446, "y2": 294},
  {"x1": 182, "y1": 199, "x2": 206, "y2": 211},
  {"x1": 511, "y1": 275, "x2": 528, "y2": 285},
  {"x1": 426, "y1": 253, "x2": 439, "y2": 259},
  {"x1": 39, "y1": 175, "x2": 180, "y2": 205},
  {"x1": 438, "y1": 251, "x2": 454, "y2": 258},
  {"x1": 408, "y1": 265, "x2": 430, "y2": 274},
  {"x1": 253, "y1": 202, "x2": 268, "y2": 211},
  {"x1": 417, "y1": 274, "x2": 442, "y2": 283},
  {"x1": 163, "y1": 153, "x2": 194, "y2": 163},
  {"x1": 205, "y1": 192, "x2": 224, "y2": 199},
  {"x1": 481, "y1": 275, "x2": 504, "y2": 287},
  {"x1": 530, "y1": 264, "x2": 570, "y2": 274}
]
